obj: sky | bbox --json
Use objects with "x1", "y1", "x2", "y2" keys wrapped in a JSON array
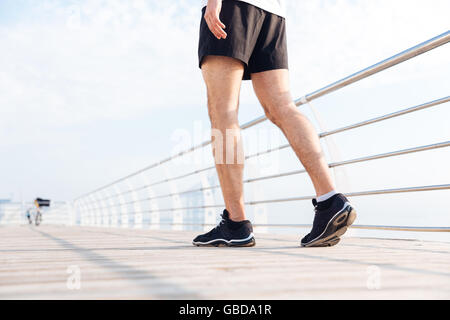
[{"x1": 0, "y1": 0, "x2": 449, "y2": 238}]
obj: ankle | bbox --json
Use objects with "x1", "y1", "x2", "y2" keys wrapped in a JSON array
[
  {"x1": 229, "y1": 216, "x2": 246, "y2": 223},
  {"x1": 317, "y1": 190, "x2": 337, "y2": 203},
  {"x1": 226, "y1": 207, "x2": 246, "y2": 222}
]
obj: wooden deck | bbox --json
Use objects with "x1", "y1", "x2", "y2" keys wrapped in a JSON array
[{"x1": 0, "y1": 225, "x2": 449, "y2": 299}]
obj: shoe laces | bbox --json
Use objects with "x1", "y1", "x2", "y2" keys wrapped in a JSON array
[
  {"x1": 203, "y1": 214, "x2": 227, "y2": 237},
  {"x1": 312, "y1": 199, "x2": 318, "y2": 214},
  {"x1": 215, "y1": 214, "x2": 226, "y2": 230},
  {"x1": 311, "y1": 199, "x2": 321, "y2": 228}
]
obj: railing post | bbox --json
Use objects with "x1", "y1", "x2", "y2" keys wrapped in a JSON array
[
  {"x1": 171, "y1": 194, "x2": 183, "y2": 231},
  {"x1": 85, "y1": 195, "x2": 96, "y2": 226},
  {"x1": 77, "y1": 199, "x2": 85, "y2": 226},
  {"x1": 109, "y1": 188, "x2": 119, "y2": 228},
  {"x1": 200, "y1": 173, "x2": 216, "y2": 231},
  {"x1": 143, "y1": 175, "x2": 160, "y2": 230},
  {"x1": 98, "y1": 190, "x2": 109, "y2": 227},
  {"x1": 81, "y1": 199, "x2": 90, "y2": 226},
  {"x1": 115, "y1": 185, "x2": 128, "y2": 228},
  {"x1": 127, "y1": 180, "x2": 142, "y2": 229},
  {"x1": 67, "y1": 201, "x2": 74, "y2": 226},
  {"x1": 252, "y1": 183, "x2": 268, "y2": 234},
  {"x1": 92, "y1": 193, "x2": 102, "y2": 226},
  {"x1": 165, "y1": 169, "x2": 183, "y2": 231},
  {"x1": 72, "y1": 200, "x2": 78, "y2": 226},
  {"x1": 85, "y1": 195, "x2": 93, "y2": 226}
]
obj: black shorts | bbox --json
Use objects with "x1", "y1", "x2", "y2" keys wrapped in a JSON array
[{"x1": 198, "y1": 0, "x2": 288, "y2": 80}]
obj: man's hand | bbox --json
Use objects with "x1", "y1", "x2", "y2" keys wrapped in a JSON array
[{"x1": 204, "y1": 0, "x2": 227, "y2": 40}]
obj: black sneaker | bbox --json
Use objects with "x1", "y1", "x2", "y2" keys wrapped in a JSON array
[
  {"x1": 301, "y1": 194, "x2": 357, "y2": 248},
  {"x1": 193, "y1": 210, "x2": 255, "y2": 247}
]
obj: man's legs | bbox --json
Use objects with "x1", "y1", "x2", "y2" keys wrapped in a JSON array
[
  {"x1": 194, "y1": 63, "x2": 355, "y2": 248},
  {"x1": 201, "y1": 55, "x2": 246, "y2": 222},
  {"x1": 251, "y1": 69, "x2": 335, "y2": 197}
]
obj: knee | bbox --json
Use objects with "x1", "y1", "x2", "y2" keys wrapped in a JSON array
[
  {"x1": 264, "y1": 109, "x2": 281, "y2": 127},
  {"x1": 207, "y1": 101, "x2": 239, "y2": 129},
  {"x1": 263, "y1": 101, "x2": 298, "y2": 127}
]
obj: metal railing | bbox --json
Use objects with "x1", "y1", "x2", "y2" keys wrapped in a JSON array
[
  {"x1": 71, "y1": 31, "x2": 450, "y2": 233},
  {"x1": 0, "y1": 202, "x2": 29, "y2": 225},
  {"x1": 0, "y1": 201, "x2": 72, "y2": 226}
]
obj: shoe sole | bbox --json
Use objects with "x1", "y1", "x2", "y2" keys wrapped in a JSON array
[
  {"x1": 193, "y1": 237, "x2": 256, "y2": 248},
  {"x1": 315, "y1": 236, "x2": 341, "y2": 247},
  {"x1": 301, "y1": 204, "x2": 357, "y2": 248}
]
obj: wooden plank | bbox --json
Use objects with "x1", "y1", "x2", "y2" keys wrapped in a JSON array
[{"x1": 0, "y1": 225, "x2": 449, "y2": 299}]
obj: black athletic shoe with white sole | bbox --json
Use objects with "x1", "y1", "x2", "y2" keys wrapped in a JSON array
[
  {"x1": 301, "y1": 194, "x2": 357, "y2": 248},
  {"x1": 193, "y1": 210, "x2": 255, "y2": 247}
]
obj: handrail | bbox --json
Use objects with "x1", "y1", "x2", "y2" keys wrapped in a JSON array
[
  {"x1": 78, "y1": 96, "x2": 449, "y2": 207},
  {"x1": 81, "y1": 184, "x2": 449, "y2": 216},
  {"x1": 246, "y1": 141, "x2": 450, "y2": 183},
  {"x1": 247, "y1": 96, "x2": 450, "y2": 159},
  {"x1": 247, "y1": 184, "x2": 450, "y2": 205},
  {"x1": 86, "y1": 141, "x2": 450, "y2": 211},
  {"x1": 74, "y1": 30, "x2": 450, "y2": 201}
]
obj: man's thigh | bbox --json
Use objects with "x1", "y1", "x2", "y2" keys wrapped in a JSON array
[
  {"x1": 201, "y1": 56, "x2": 244, "y2": 106},
  {"x1": 251, "y1": 69, "x2": 293, "y2": 110}
]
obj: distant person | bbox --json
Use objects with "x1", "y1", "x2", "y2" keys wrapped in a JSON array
[
  {"x1": 33, "y1": 198, "x2": 50, "y2": 226},
  {"x1": 26, "y1": 208, "x2": 33, "y2": 224},
  {"x1": 193, "y1": 0, "x2": 357, "y2": 247}
]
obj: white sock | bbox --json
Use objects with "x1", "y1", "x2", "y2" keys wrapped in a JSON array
[{"x1": 317, "y1": 190, "x2": 337, "y2": 203}]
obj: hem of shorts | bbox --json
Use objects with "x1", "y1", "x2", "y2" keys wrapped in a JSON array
[
  {"x1": 249, "y1": 65, "x2": 289, "y2": 77},
  {"x1": 199, "y1": 50, "x2": 249, "y2": 70}
]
